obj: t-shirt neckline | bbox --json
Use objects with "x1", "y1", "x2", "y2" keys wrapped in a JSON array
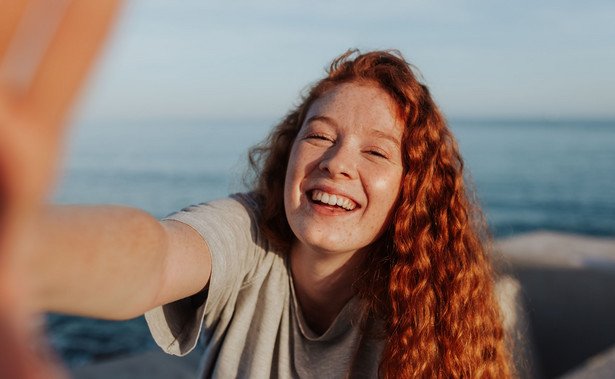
[{"x1": 286, "y1": 257, "x2": 359, "y2": 342}]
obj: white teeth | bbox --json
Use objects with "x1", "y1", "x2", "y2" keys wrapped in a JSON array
[
  {"x1": 329, "y1": 194, "x2": 337, "y2": 205},
  {"x1": 321, "y1": 193, "x2": 329, "y2": 204},
  {"x1": 310, "y1": 190, "x2": 356, "y2": 211}
]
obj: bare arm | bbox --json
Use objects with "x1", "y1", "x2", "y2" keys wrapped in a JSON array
[
  {"x1": 27, "y1": 205, "x2": 212, "y2": 320},
  {"x1": 1, "y1": 1, "x2": 123, "y2": 377}
]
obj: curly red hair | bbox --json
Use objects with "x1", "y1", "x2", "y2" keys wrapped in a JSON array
[{"x1": 249, "y1": 50, "x2": 512, "y2": 378}]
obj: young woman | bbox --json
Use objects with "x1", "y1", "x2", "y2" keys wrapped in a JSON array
[
  {"x1": 145, "y1": 50, "x2": 513, "y2": 377},
  {"x1": 11, "y1": 50, "x2": 512, "y2": 378}
]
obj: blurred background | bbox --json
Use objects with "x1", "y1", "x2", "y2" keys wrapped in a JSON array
[{"x1": 47, "y1": 0, "x2": 614, "y2": 369}]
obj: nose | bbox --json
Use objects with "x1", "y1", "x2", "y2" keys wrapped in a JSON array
[{"x1": 318, "y1": 143, "x2": 356, "y2": 179}]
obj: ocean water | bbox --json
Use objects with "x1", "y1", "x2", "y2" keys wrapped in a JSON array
[
  {"x1": 47, "y1": 118, "x2": 615, "y2": 366},
  {"x1": 453, "y1": 119, "x2": 615, "y2": 237}
]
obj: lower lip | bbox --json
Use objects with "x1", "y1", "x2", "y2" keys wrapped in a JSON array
[{"x1": 308, "y1": 199, "x2": 357, "y2": 216}]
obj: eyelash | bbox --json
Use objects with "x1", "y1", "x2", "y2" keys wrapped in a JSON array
[
  {"x1": 368, "y1": 150, "x2": 387, "y2": 159},
  {"x1": 306, "y1": 133, "x2": 332, "y2": 142}
]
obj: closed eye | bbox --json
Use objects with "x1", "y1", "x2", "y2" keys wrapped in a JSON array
[
  {"x1": 307, "y1": 133, "x2": 330, "y2": 140},
  {"x1": 366, "y1": 149, "x2": 388, "y2": 159},
  {"x1": 304, "y1": 133, "x2": 334, "y2": 144}
]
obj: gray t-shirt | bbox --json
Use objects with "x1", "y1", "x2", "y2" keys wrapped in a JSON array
[{"x1": 145, "y1": 194, "x2": 384, "y2": 378}]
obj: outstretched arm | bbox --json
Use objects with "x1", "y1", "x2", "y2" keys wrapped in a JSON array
[
  {"x1": 26, "y1": 205, "x2": 212, "y2": 321},
  {"x1": 2, "y1": 0, "x2": 214, "y2": 325},
  {"x1": 0, "y1": 1, "x2": 196, "y2": 377}
]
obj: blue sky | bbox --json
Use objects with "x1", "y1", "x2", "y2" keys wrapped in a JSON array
[{"x1": 75, "y1": 0, "x2": 615, "y2": 122}]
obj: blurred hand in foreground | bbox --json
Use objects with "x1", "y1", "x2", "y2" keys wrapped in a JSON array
[{"x1": 0, "y1": 1, "x2": 122, "y2": 377}]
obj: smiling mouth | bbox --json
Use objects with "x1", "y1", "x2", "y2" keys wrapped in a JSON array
[{"x1": 309, "y1": 189, "x2": 358, "y2": 211}]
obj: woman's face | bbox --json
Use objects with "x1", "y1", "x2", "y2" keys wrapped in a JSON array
[{"x1": 284, "y1": 82, "x2": 404, "y2": 257}]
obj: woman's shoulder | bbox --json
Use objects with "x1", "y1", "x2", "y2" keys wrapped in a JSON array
[
  {"x1": 230, "y1": 191, "x2": 263, "y2": 211},
  {"x1": 165, "y1": 192, "x2": 282, "y2": 271},
  {"x1": 164, "y1": 192, "x2": 262, "y2": 230}
]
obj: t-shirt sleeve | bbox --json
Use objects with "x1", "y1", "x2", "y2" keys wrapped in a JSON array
[{"x1": 144, "y1": 194, "x2": 263, "y2": 356}]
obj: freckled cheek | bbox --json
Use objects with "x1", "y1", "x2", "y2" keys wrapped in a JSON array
[
  {"x1": 285, "y1": 146, "x2": 303, "y2": 190},
  {"x1": 363, "y1": 169, "x2": 403, "y2": 226},
  {"x1": 361, "y1": 172, "x2": 402, "y2": 240},
  {"x1": 284, "y1": 147, "x2": 321, "y2": 209},
  {"x1": 366, "y1": 173, "x2": 400, "y2": 200}
]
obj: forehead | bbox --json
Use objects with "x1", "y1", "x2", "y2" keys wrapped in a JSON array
[{"x1": 304, "y1": 82, "x2": 403, "y2": 136}]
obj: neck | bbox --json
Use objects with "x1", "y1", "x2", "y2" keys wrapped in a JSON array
[{"x1": 290, "y1": 242, "x2": 363, "y2": 334}]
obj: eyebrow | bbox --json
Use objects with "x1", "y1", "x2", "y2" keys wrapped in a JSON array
[
  {"x1": 370, "y1": 129, "x2": 402, "y2": 148},
  {"x1": 305, "y1": 115, "x2": 338, "y2": 128}
]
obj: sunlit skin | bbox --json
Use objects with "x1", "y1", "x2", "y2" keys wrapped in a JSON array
[
  {"x1": 283, "y1": 82, "x2": 405, "y2": 332},
  {"x1": 285, "y1": 82, "x2": 405, "y2": 260},
  {"x1": 0, "y1": 1, "x2": 122, "y2": 377}
]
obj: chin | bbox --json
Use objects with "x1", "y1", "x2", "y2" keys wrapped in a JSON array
[{"x1": 301, "y1": 234, "x2": 362, "y2": 256}]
